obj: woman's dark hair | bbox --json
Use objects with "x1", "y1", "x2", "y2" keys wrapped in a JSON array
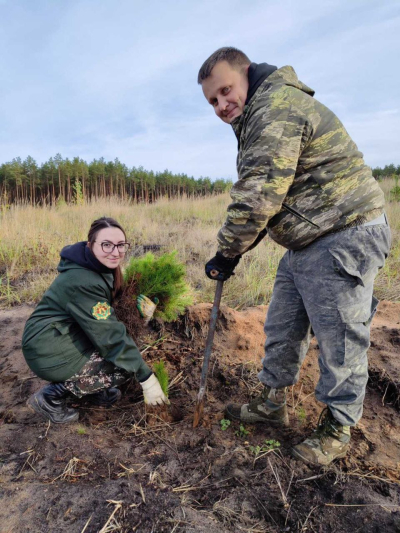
[{"x1": 88, "y1": 217, "x2": 126, "y2": 299}]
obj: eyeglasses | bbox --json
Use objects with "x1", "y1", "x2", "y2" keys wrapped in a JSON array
[{"x1": 97, "y1": 241, "x2": 131, "y2": 254}]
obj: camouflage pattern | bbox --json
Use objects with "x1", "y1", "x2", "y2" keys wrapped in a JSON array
[
  {"x1": 218, "y1": 66, "x2": 385, "y2": 257},
  {"x1": 292, "y1": 408, "x2": 350, "y2": 466},
  {"x1": 258, "y1": 222, "x2": 391, "y2": 426},
  {"x1": 64, "y1": 352, "x2": 131, "y2": 397},
  {"x1": 225, "y1": 386, "x2": 289, "y2": 426}
]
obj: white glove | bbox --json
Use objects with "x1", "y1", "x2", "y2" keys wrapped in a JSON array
[{"x1": 140, "y1": 374, "x2": 169, "y2": 406}]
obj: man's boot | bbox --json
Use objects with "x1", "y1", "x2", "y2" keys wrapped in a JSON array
[
  {"x1": 27, "y1": 383, "x2": 79, "y2": 424},
  {"x1": 292, "y1": 407, "x2": 350, "y2": 466},
  {"x1": 225, "y1": 386, "x2": 289, "y2": 426},
  {"x1": 85, "y1": 388, "x2": 122, "y2": 407}
]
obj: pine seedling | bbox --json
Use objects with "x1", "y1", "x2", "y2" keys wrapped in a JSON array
[
  {"x1": 153, "y1": 360, "x2": 169, "y2": 397},
  {"x1": 124, "y1": 251, "x2": 193, "y2": 322}
]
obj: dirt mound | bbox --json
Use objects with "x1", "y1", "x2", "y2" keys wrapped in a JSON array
[{"x1": 1, "y1": 303, "x2": 400, "y2": 532}]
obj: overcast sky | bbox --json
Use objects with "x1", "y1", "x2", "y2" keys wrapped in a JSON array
[{"x1": 0, "y1": 0, "x2": 399, "y2": 180}]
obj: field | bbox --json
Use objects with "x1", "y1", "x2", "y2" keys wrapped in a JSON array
[
  {"x1": 0, "y1": 181, "x2": 400, "y2": 532},
  {"x1": 1, "y1": 179, "x2": 399, "y2": 309}
]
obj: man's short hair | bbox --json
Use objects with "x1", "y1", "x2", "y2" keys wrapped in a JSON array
[{"x1": 197, "y1": 47, "x2": 251, "y2": 84}]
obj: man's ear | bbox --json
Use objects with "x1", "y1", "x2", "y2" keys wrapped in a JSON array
[{"x1": 87, "y1": 241, "x2": 91, "y2": 249}]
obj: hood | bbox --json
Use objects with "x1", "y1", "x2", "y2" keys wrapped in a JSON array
[
  {"x1": 231, "y1": 65, "x2": 315, "y2": 140},
  {"x1": 58, "y1": 241, "x2": 114, "y2": 274},
  {"x1": 263, "y1": 65, "x2": 315, "y2": 96},
  {"x1": 245, "y1": 62, "x2": 278, "y2": 104}
]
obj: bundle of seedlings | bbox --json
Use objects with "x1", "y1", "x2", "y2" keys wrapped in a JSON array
[
  {"x1": 114, "y1": 251, "x2": 191, "y2": 422},
  {"x1": 114, "y1": 250, "x2": 193, "y2": 342}
]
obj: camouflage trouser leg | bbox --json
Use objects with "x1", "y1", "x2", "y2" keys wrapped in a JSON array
[
  {"x1": 64, "y1": 352, "x2": 132, "y2": 398},
  {"x1": 259, "y1": 223, "x2": 391, "y2": 426}
]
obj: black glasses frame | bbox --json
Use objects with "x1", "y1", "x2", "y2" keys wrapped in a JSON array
[{"x1": 97, "y1": 241, "x2": 131, "y2": 254}]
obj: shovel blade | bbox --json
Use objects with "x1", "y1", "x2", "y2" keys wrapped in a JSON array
[{"x1": 192, "y1": 399, "x2": 204, "y2": 428}]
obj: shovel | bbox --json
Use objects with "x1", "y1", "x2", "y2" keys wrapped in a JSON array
[{"x1": 193, "y1": 277, "x2": 224, "y2": 427}]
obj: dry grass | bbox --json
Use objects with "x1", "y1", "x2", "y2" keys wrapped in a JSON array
[{"x1": 0, "y1": 179, "x2": 399, "y2": 308}]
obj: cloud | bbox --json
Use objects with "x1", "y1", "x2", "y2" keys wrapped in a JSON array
[{"x1": 0, "y1": 0, "x2": 399, "y2": 177}]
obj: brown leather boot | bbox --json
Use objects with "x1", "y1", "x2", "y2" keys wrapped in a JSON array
[
  {"x1": 225, "y1": 386, "x2": 289, "y2": 427},
  {"x1": 292, "y1": 408, "x2": 350, "y2": 466}
]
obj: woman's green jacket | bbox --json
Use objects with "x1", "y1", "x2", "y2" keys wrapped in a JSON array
[{"x1": 22, "y1": 256, "x2": 151, "y2": 383}]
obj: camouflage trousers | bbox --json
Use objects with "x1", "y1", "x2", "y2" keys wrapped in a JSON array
[
  {"x1": 258, "y1": 222, "x2": 391, "y2": 426},
  {"x1": 64, "y1": 352, "x2": 132, "y2": 398}
]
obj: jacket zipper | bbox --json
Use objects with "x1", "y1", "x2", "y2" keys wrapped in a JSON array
[{"x1": 282, "y1": 202, "x2": 320, "y2": 228}]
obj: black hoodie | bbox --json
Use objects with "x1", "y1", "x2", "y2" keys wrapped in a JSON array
[
  {"x1": 60, "y1": 241, "x2": 113, "y2": 275},
  {"x1": 246, "y1": 62, "x2": 277, "y2": 104}
]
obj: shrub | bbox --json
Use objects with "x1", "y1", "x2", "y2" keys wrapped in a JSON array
[{"x1": 124, "y1": 251, "x2": 193, "y2": 322}]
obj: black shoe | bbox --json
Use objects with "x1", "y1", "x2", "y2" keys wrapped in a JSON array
[
  {"x1": 85, "y1": 388, "x2": 122, "y2": 407},
  {"x1": 27, "y1": 383, "x2": 79, "y2": 424}
]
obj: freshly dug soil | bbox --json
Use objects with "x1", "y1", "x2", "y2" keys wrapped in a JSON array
[{"x1": 0, "y1": 302, "x2": 399, "y2": 532}]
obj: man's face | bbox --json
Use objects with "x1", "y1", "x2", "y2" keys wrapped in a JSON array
[{"x1": 202, "y1": 61, "x2": 249, "y2": 124}]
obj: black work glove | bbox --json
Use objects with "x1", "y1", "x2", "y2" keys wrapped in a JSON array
[{"x1": 205, "y1": 252, "x2": 241, "y2": 281}]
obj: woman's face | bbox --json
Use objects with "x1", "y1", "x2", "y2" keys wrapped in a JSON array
[{"x1": 89, "y1": 227, "x2": 127, "y2": 269}]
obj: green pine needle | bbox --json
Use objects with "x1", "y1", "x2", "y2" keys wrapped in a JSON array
[
  {"x1": 124, "y1": 251, "x2": 193, "y2": 322},
  {"x1": 153, "y1": 360, "x2": 169, "y2": 397}
]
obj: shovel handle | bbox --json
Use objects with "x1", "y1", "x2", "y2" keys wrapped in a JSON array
[{"x1": 197, "y1": 280, "x2": 224, "y2": 395}]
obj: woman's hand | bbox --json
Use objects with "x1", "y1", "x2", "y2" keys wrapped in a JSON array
[
  {"x1": 140, "y1": 374, "x2": 169, "y2": 405},
  {"x1": 137, "y1": 295, "x2": 159, "y2": 324}
]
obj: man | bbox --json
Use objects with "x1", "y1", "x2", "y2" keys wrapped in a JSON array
[{"x1": 198, "y1": 47, "x2": 390, "y2": 466}]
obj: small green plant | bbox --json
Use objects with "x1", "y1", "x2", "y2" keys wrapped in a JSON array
[
  {"x1": 297, "y1": 406, "x2": 306, "y2": 424},
  {"x1": 249, "y1": 439, "x2": 280, "y2": 456},
  {"x1": 264, "y1": 439, "x2": 280, "y2": 450},
  {"x1": 220, "y1": 419, "x2": 231, "y2": 431},
  {"x1": 235, "y1": 424, "x2": 250, "y2": 438},
  {"x1": 124, "y1": 251, "x2": 193, "y2": 322},
  {"x1": 248, "y1": 444, "x2": 263, "y2": 456},
  {"x1": 153, "y1": 360, "x2": 169, "y2": 397},
  {"x1": 76, "y1": 426, "x2": 86, "y2": 435}
]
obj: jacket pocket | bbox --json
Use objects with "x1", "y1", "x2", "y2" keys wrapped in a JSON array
[
  {"x1": 337, "y1": 296, "x2": 379, "y2": 366},
  {"x1": 282, "y1": 202, "x2": 320, "y2": 228}
]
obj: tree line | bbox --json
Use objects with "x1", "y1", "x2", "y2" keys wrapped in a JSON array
[
  {"x1": 372, "y1": 164, "x2": 400, "y2": 180},
  {"x1": 0, "y1": 155, "x2": 233, "y2": 205},
  {"x1": 0, "y1": 155, "x2": 397, "y2": 206}
]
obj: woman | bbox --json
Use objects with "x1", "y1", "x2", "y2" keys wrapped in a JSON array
[{"x1": 22, "y1": 217, "x2": 168, "y2": 424}]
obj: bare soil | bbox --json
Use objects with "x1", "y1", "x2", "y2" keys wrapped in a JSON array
[{"x1": 1, "y1": 301, "x2": 400, "y2": 533}]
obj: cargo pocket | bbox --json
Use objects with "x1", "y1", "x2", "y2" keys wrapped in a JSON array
[
  {"x1": 52, "y1": 322, "x2": 73, "y2": 335},
  {"x1": 337, "y1": 296, "x2": 379, "y2": 366},
  {"x1": 329, "y1": 248, "x2": 365, "y2": 287}
]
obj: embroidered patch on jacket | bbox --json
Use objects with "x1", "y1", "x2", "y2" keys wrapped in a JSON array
[{"x1": 91, "y1": 302, "x2": 111, "y2": 320}]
